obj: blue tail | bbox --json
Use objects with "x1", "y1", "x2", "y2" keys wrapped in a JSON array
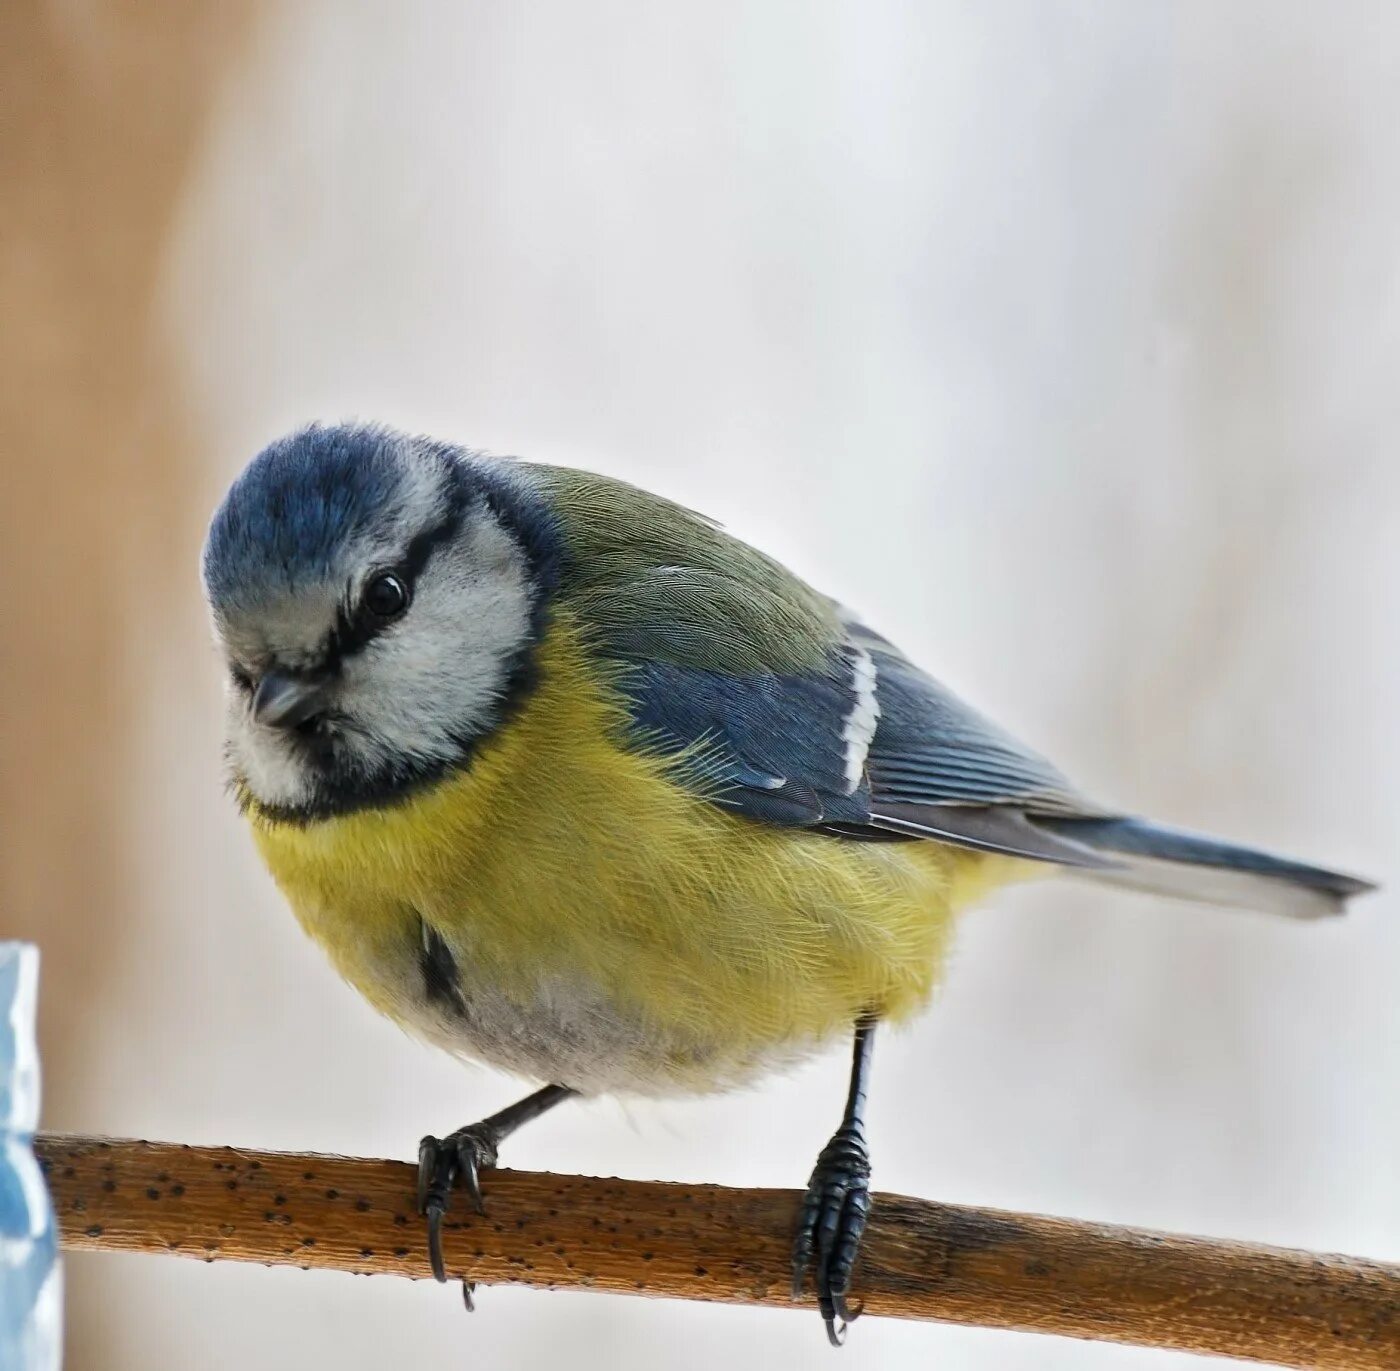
[{"x1": 1037, "y1": 816, "x2": 1376, "y2": 920}]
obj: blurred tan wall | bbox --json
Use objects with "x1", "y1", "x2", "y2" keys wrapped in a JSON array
[
  {"x1": 4, "y1": 5, "x2": 1397, "y2": 1371},
  {"x1": 0, "y1": 6, "x2": 254, "y2": 1366}
]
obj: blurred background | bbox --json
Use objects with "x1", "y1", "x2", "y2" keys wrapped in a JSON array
[{"x1": 4, "y1": 2, "x2": 1397, "y2": 1367}]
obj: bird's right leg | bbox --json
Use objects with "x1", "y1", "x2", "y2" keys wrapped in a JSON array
[{"x1": 417, "y1": 1083, "x2": 575, "y2": 1305}]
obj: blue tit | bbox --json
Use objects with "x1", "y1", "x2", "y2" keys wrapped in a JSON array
[{"x1": 202, "y1": 422, "x2": 1374, "y2": 1344}]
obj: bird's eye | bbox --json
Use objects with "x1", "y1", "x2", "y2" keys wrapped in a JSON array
[{"x1": 362, "y1": 571, "x2": 410, "y2": 621}]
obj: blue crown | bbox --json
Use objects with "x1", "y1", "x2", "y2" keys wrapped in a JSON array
[
  {"x1": 202, "y1": 424, "x2": 432, "y2": 611},
  {"x1": 205, "y1": 423, "x2": 563, "y2": 615}
]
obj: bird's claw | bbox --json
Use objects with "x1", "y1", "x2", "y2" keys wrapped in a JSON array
[
  {"x1": 416, "y1": 1124, "x2": 501, "y2": 1293},
  {"x1": 791, "y1": 1123, "x2": 873, "y2": 1347}
]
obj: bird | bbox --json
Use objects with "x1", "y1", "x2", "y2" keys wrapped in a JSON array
[{"x1": 202, "y1": 421, "x2": 1374, "y2": 1345}]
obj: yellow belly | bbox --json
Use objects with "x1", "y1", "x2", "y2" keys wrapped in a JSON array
[{"x1": 244, "y1": 614, "x2": 1035, "y2": 1094}]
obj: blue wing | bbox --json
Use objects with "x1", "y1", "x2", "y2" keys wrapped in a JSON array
[
  {"x1": 617, "y1": 643, "x2": 873, "y2": 827},
  {"x1": 544, "y1": 465, "x2": 1371, "y2": 909},
  {"x1": 612, "y1": 615, "x2": 1116, "y2": 868}
]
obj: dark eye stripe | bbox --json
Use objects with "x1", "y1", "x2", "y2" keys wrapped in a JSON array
[
  {"x1": 320, "y1": 483, "x2": 469, "y2": 670},
  {"x1": 400, "y1": 503, "x2": 465, "y2": 582}
]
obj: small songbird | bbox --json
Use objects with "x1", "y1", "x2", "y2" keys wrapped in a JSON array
[{"x1": 203, "y1": 422, "x2": 1373, "y2": 1345}]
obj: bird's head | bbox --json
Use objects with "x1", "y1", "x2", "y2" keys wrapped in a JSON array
[{"x1": 202, "y1": 423, "x2": 558, "y2": 820}]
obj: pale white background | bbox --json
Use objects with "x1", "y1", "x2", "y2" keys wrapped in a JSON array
[{"x1": 47, "y1": 3, "x2": 1400, "y2": 1367}]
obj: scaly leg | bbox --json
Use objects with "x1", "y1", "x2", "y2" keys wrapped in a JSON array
[
  {"x1": 417, "y1": 1083, "x2": 575, "y2": 1307},
  {"x1": 791, "y1": 1017, "x2": 877, "y2": 1346}
]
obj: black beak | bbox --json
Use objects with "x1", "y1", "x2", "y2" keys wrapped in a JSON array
[{"x1": 251, "y1": 671, "x2": 329, "y2": 729}]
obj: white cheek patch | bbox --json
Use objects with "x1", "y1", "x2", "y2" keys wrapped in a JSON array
[{"x1": 342, "y1": 515, "x2": 534, "y2": 772}]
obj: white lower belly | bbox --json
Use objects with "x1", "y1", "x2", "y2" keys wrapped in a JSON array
[{"x1": 387, "y1": 952, "x2": 818, "y2": 1098}]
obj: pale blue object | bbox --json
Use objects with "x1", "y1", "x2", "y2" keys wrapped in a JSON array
[{"x1": 0, "y1": 945, "x2": 61, "y2": 1371}]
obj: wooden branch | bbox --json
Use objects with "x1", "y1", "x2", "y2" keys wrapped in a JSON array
[{"x1": 36, "y1": 1134, "x2": 1398, "y2": 1367}]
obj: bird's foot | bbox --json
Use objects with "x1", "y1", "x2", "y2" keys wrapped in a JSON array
[
  {"x1": 417, "y1": 1122, "x2": 501, "y2": 1303},
  {"x1": 791, "y1": 1123, "x2": 872, "y2": 1347}
]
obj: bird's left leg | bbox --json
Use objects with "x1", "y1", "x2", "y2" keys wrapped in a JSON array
[
  {"x1": 791, "y1": 1015, "x2": 877, "y2": 1346},
  {"x1": 417, "y1": 1083, "x2": 575, "y2": 1305}
]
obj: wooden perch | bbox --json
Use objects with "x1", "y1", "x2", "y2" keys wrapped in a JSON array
[{"x1": 36, "y1": 1133, "x2": 1398, "y2": 1367}]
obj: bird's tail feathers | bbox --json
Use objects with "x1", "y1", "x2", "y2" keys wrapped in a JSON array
[{"x1": 1036, "y1": 816, "x2": 1376, "y2": 920}]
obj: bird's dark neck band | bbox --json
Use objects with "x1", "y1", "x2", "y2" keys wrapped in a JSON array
[{"x1": 239, "y1": 604, "x2": 549, "y2": 828}]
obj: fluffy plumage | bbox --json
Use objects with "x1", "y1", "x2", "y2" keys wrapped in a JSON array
[
  {"x1": 205, "y1": 423, "x2": 1375, "y2": 1098},
  {"x1": 244, "y1": 615, "x2": 1027, "y2": 1094}
]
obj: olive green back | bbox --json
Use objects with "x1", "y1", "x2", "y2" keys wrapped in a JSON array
[{"x1": 527, "y1": 464, "x2": 840, "y2": 675}]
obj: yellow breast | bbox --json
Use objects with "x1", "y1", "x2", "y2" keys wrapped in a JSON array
[{"x1": 244, "y1": 613, "x2": 1034, "y2": 1093}]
